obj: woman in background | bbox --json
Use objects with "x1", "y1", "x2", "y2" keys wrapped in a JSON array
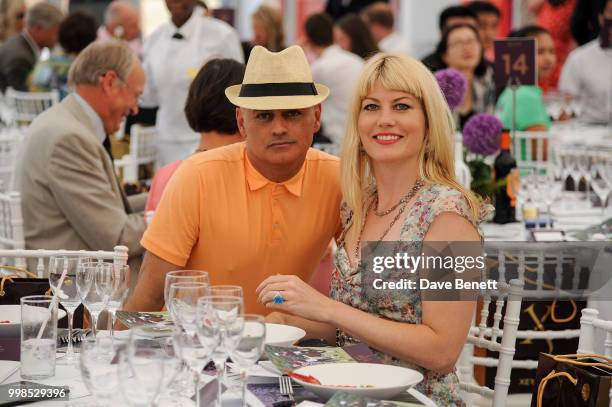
[
  {"x1": 435, "y1": 23, "x2": 496, "y2": 129},
  {"x1": 334, "y1": 13, "x2": 379, "y2": 60},
  {"x1": 258, "y1": 53, "x2": 491, "y2": 406},
  {"x1": 242, "y1": 4, "x2": 284, "y2": 61}
]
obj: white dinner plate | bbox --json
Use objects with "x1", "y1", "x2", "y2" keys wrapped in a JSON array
[
  {"x1": 0, "y1": 304, "x2": 67, "y2": 337},
  {"x1": 290, "y1": 363, "x2": 423, "y2": 400},
  {"x1": 265, "y1": 323, "x2": 306, "y2": 346}
]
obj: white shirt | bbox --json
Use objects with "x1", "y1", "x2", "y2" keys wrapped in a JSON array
[
  {"x1": 559, "y1": 39, "x2": 612, "y2": 124},
  {"x1": 140, "y1": 11, "x2": 243, "y2": 149},
  {"x1": 379, "y1": 31, "x2": 411, "y2": 56},
  {"x1": 73, "y1": 93, "x2": 106, "y2": 143},
  {"x1": 311, "y1": 45, "x2": 364, "y2": 144}
]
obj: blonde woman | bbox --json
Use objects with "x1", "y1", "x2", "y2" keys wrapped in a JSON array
[
  {"x1": 257, "y1": 53, "x2": 491, "y2": 406},
  {"x1": 243, "y1": 4, "x2": 284, "y2": 61}
]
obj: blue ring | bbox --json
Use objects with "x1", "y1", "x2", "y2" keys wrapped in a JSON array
[{"x1": 273, "y1": 292, "x2": 285, "y2": 305}]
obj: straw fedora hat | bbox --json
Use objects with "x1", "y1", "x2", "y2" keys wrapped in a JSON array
[{"x1": 225, "y1": 45, "x2": 329, "y2": 110}]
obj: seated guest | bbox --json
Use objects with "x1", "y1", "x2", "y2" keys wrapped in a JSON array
[
  {"x1": 467, "y1": 1, "x2": 501, "y2": 62},
  {"x1": 30, "y1": 11, "x2": 97, "y2": 99},
  {"x1": 242, "y1": 4, "x2": 284, "y2": 62},
  {"x1": 258, "y1": 53, "x2": 488, "y2": 406},
  {"x1": 496, "y1": 26, "x2": 556, "y2": 131},
  {"x1": 123, "y1": 46, "x2": 342, "y2": 314},
  {"x1": 559, "y1": 0, "x2": 612, "y2": 125},
  {"x1": 0, "y1": 0, "x2": 26, "y2": 44},
  {"x1": 0, "y1": 2, "x2": 63, "y2": 92},
  {"x1": 421, "y1": 5, "x2": 477, "y2": 71},
  {"x1": 303, "y1": 12, "x2": 364, "y2": 146},
  {"x1": 334, "y1": 13, "x2": 379, "y2": 60},
  {"x1": 15, "y1": 41, "x2": 147, "y2": 274},
  {"x1": 145, "y1": 58, "x2": 245, "y2": 211},
  {"x1": 97, "y1": 0, "x2": 142, "y2": 55},
  {"x1": 436, "y1": 23, "x2": 496, "y2": 128},
  {"x1": 361, "y1": 2, "x2": 410, "y2": 55}
]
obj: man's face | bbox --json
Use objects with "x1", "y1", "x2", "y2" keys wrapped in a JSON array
[
  {"x1": 100, "y1": 59, "x2": 145, "y2": 134},
  {"x1": 120, "y1": 11, "x2": 141, "y2": 41},
  {"x1": 238, "y1": 106, "x2": 321, "y2": 170},
  {"x1": 165, "y1": 0, "x2": 196, "y2": 27},
  {"x1": 600, "y1": 0, "x2": 612, "y2": 26},
  {"x1": 32, "y1": 24, "x2": 59, "y2": 49},
  {"x1": 476, "y1": 12, "x2": 499, "y2": 51}
]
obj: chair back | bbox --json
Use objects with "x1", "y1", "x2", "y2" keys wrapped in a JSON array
[
  {"x1": 578, "y1": 308, "x2": 612, "y2": 358},
  {"x1": 0, "y1": 245, "x2": 128, "y2": 278},
  {"x1": 0, "y1": 192, "x2": 24, "y2": 258},
  {"x1": 4, "y1": 88, "x2": 59, "y2": 126},
  {"x1": 0, "y1": 128, "x2": 21, "y2": 192},
  {"x1": 114, "y1": 124, "x2": 158, "y2": 183}
]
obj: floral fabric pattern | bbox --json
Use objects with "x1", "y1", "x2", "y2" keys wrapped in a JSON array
[{"x1": 331, "y1": 183, "x2": 492, "y2": 407}]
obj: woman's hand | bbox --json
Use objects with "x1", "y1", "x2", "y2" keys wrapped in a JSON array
[
  {"x1": 256, "y1": 275, "x2": 335, "y2": 323},
  {"x1": 265, "y1": 312, "x2": 286, "y2": 324}
]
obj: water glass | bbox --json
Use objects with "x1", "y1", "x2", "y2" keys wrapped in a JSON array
[
  {"x1": 168, "y1": 282, "x2": 210, "y2": 334},
  {"x1": 230, "y1": 315, "x2": 266, "y2": 407},
  {"x1": 95, "y1": 264, "x2": 130, "y2": 337},
  {"x1": 209, "y1": 285, "x2": 244, "y2": 298},
  {"x1": 77, "y1": 262, "x2": 110, "y2": 337},
  {"x1": 164, "y1": 270, "x2": 210, "y2": 314},
  {"x1": 20, "y1": 295, "x2": 58, "y2": 380},
  {"x1": 80, "y1": 337, "x2": 124, "y2": 406},
  {"x1": 118, "y1": 328, "x2": 166, "y2": 406},
  {"x1": 48, "y1": 255, "x2": 86, "y2": 363}
]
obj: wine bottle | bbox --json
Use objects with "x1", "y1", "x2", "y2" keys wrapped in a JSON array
[{"x1": 493, "y1": 130, "x2": 517, "y2": 224}]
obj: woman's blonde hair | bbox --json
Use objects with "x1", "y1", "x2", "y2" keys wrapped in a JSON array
[
  {"x1": 252, "y1": 5, "x2": 284, "y2": 52},
  {"x1": 340, "y1": 53, "x2": 481, "y2": 240}
]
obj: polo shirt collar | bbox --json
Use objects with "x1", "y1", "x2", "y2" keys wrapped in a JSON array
[{"x1": 244, "y1": 145, "x2": 305, "y2": 197}]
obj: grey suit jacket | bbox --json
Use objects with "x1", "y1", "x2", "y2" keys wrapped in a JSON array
[
  {"x1": 15, "y1": 94, "x2": 146, "y2": 271},
  {"x1": 0, "y1": 33, "x2": 36, "y2": 92}
]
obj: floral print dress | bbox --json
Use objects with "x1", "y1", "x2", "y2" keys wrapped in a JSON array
[{"x1": 331, "y1": 183, "x2": 491, "y2": 407}]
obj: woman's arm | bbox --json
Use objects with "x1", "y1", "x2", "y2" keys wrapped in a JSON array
[
  {"x1": 266, "y1": 312, "x2": 337, "y2": 345},
  {"x1": 259, "y1": 212, "x2": 478, "y2": 374}
]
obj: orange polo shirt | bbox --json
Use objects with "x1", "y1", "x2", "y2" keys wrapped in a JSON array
[{"x1": 141, "y1": 142, "x2": 342, "y2": 314}]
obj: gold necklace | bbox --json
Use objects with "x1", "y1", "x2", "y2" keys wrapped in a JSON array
[
  {"x1": 353, "y1": 179, "x2": 424, "y2": 265},
  {"x1": 373, "y1": 179, "x2": 425, "y2": 216}
]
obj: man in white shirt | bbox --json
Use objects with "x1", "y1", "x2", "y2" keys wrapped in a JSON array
[
  {"x1": 140, "y1": 0, "x2": 243, "y2": 166},
  {"x1": 559, "y1": 0, "x2": 612, "y2": 125},
  {"x1": 361, "y1": 2, "x2": 410, "y2": 56},
  {"x1": 97, "y1": 0, "x2": 141, "y2": 56},
  {"x1": 304, "y1": 12, "x2": 364, "y2": 145}
]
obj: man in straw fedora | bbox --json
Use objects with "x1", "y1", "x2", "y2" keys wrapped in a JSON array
[{"x1": 123, "y1": 45, "x2": 342, "y2": 315}]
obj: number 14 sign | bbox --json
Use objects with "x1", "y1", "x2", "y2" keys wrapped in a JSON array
[{"x1": 493, "y1": 38, "x2": 536, "y2": 89}]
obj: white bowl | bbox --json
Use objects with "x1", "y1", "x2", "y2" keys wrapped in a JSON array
[
  {"x1": 265, "y1": 323, "x2": 306, "y2": 346},
  {"x1": 290, "y1": 363, "x2": 423, "y2": 400},
  {"x1": 0, "y1": 304, "x2": 67, "y2": 337}
]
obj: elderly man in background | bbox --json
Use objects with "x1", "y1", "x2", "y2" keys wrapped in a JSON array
[
  {"x1": 0, "y1": 2, "x2": 63, "y2": 92},
  {"x1": 97, "y1": 0, "x2": 141, "y2": 55},
  {"x1": 123, "y1": 46, "x2": 342, "y2": 315},
  {"x1": 361, "y1": 2, "x2": 410, "y2": 55},
  {"x1": 140, "y1": 0, "x2": 243, "y2": 166},
  {"x1": 15, "y1": 41, "x2": 147, "y2": 275}
]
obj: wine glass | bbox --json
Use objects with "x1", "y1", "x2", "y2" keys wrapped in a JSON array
[
  {"x1": 79, "y1": 336, "x2": 124, "y2": 406},
  {"x1": 199, "y1": 295, "x2": 244, "y2": 407},
  {"x1": 164, "y1": 270, "x2": 210, "y2": 317},
  {"x1": 209, "y1": 285, "x2": 244, "y2": 298},
  {"x1": 95, "y1": 264, "x2": 130, "y2": 338},
  {"x1": 168, "y1": 282, "x2": 210, "y2": 335},
  {"x1": 118, "y1": 327, "x2": 166, "y2": 406},
  {"x1": 229, "y1": 315, "x2": 266, "y2": 407},
  {"x1": 48, "y1": 255, "x2": 87, "y2": 363},
  {"x1": 77, "y1": 262, "x2": 110, "y2": 338}
]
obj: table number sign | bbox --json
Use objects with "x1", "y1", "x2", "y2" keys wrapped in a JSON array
[
  {"x1": 494, "y1": 38, "x2": 537, "y2": 89},
  {"x1": 601, "y1": 18, "x2": 612, "y2": 49}
]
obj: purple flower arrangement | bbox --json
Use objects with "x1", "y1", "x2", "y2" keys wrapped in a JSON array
[
  {"x1": 434, "y1": 68, "x2": 467, "y2": 109},
  {"x1": 462, "y1": 113, "x2": 503, "y2": 156}
]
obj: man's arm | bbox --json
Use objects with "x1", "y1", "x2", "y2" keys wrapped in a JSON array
[
  {"x1": 6, "y1": 57, "x2": 32, "y2": 91},
  {"x1": 123, "y1": 251, "x2": 181, "y2": 311}
]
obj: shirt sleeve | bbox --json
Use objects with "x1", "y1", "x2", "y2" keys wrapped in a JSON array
[
  {"x1": 140, "y1": 159, "x2": 201, "y2": 266},
  {"x1": 559, "y1": 51, "x2": 580, "y2": 96},
  {"x1": 497, "y1": 87, "x2": 550, "y2": 130},
  {"x1": 139, "y1": 37, "x2": 159, "y2": 108}
]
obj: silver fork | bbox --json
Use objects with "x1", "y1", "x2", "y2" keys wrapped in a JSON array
[{"x1": 279, "y1": 375, "x2": 295, "y2": 405}]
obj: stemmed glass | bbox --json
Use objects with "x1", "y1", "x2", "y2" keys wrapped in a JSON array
[
  {"x1": 95, "y1": 264, "x2": 130, "y2": 338},
  {"x1": 229, "y1": 315, "x2": 266, "y2": 407},
  {"x1": 118, "y1": 327, "x2": 166, "y2": 406},
  {"x1": 509, "y1": 168, "x2": 534, "y2": 221},
  {"x1": 576, "y1": 150, "x2": 593, "y2": 202},
  {"x1": 79, "y1": 336, "x2": 124, "y2": 406},
  {"x1": 168, "y1": 282, "x2": 210, "y2": 335},
  {"x1": 77, "y1": 262, "x2": 109, "y2": 338},
  {"x1": 202, "y1": 294, "x2": 245, "y2": 407},
  {"x1": 209, "y1": 285, "x2": 244, "y2": 297},
  {"x1": 164, "y1": 270, "x2": 210, "y2": 318},
  {"x1": 48, "y1": 255, "x2": 86, "y2": 363}
]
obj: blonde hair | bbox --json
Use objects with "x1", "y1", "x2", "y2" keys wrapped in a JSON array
[
  {"x1": 340, "y1": 53, "x2": 481, "y2": 240},
  {"x1": 252, "y1": 4, "x2": 284, "y2": 52}
]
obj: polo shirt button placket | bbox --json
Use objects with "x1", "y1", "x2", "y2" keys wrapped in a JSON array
[{"x1": 270, "y1": 185, "x2": 282, "y2": 244}]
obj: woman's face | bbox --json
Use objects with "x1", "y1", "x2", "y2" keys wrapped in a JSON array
[
  {"x1": 252, "y1": 17, "x2": 268, "y2": 46},
  {"x1": 334, "y1": 27, "x2": 351, "y2": 51},
  {"x1": 535, "y1": 32, "x2": 556, "y2": 80},
  {"x1": 358, "y1": 81, "x2": 427, "y2": 165},
  {"x1": 443, "y1": 27, "x2": 482, "y2": 71}
]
